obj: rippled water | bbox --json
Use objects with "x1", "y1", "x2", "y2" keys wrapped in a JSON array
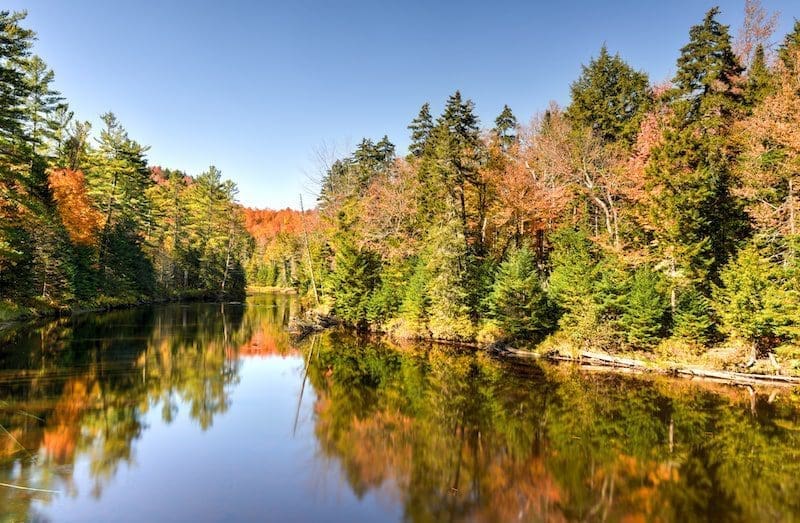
[{"x1": 1, "y1": 294, "x2": 799, "y2": 522}]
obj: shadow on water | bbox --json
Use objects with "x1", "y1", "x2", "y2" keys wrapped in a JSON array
[{"x1": 1, "y1": 294, "x2": 800, "y2": 521}]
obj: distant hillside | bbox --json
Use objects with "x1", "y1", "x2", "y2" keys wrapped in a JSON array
[{"x1": 242, "y1": 207, "x2": 318, "y2": 245}]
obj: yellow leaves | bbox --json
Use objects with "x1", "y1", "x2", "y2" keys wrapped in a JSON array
[{"x1": 48, "y1": 168, "x2": 104, "y2": 246}]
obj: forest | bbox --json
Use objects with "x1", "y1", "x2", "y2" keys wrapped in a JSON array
[
  {"x1": 0, "y1": 10, "x2": 251, "y2": 321},
  {"x1": 3, "y1": 4, "x2": 800, "y2": 371},
  {"x1": 247, "y1": 3, "x2": 800, "y2": 369}
]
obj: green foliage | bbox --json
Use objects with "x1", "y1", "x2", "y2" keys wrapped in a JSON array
[
  {"x1": 673, "y1": 7, "x2": 743, "y2": 118},
  {"x1": 714, "y1": 240, "x2": 800, "y2": 352},
  {"x1": 488, "y1": 246, "x2": 552, "y2": 340},
  {"x1": 566, "y1": 45, "x2": 650, "y2": 145},
  {"x1": 779, "y1": 19, "x2": 800, "y2": 71},
  {"x1": 423, "y1": 220, "x2": 474, "y2": 341},
  {"x1": 672, "y1": 287, "x2": 714, "y2": 345},
  {"x1": 397, "y1": 256, "x2": 431, "y2": 335},
  {"x1": 548, "y1": 228, "x2": 625, "y2": 346},
  {"x1": 408, "y1": 102, "x2": 433, "y2": 157},
  {"x1": 745, "y1": 44, "x2": 773, "y2": 106},
  {"x1": 493, "y1": 104, "x2": 517, "y2": 150},
  {"x1": 327, "y1": 237, "x2": 381, "y2": 328},
  {"x1": 622, "y1": 266, "x2": 668, "y2": 348}
]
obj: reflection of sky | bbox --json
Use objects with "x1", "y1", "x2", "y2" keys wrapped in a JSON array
[{"x1": 34, "y1": 357, "x2": 401, "y2": 522}]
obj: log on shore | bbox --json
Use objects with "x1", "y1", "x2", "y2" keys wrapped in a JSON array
[{"x1": 496, "y1": 347, "x2": 800, "y2": 387}]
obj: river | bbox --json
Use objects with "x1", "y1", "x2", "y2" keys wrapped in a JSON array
[{"x1": 1, "y1": 294, "x2": 799, "y2": 522}]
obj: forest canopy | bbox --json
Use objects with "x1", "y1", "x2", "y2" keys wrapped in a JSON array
[{"x1": 246, "y1": 2, "x2": 800, "y2": 369}]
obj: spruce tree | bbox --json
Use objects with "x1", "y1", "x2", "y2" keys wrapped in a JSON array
[
  {"x1": 489, "y1": 246, "x2": 551, "y2": 340},
  {"x1": 327, "y1": 236, "x2": 380, "y2": 328},
  {"x1": 745, "y1": 44, "x2": 773, "y2": 106},
  {"x1": 645, "y1": 7, "x2": 747, "y2": 317},
  {"x1": 714, "y1": 240, "x2": 799, "y2": 356},
  {"x1": 622, "y1": 266, "x2": 668, "y2": 348},
  {"x1": 424, "y1": 219, "x2": 474, "y2": 341},
  {"x1": 566, "y1": 45, "x2": 650, "y2": 145},
  {"x1": 408, "y1": 102, "x2": 433, "y2": 157},
  {"x1": 672, "y1": 288, "x2": 714, "y2": 344},
  {"x1": 547, "y1": 228, "x2": 625, "y2": 346}
]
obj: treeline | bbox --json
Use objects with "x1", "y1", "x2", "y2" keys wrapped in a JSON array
[
  {"x1": 267, "y1": 4, "x2": 800, "y2": 364},
  {"x1": 0, "y1": 11, "x2": 250, "y2": 318},
  {"x1": 243, "y1": 207, "x2": 318, "y2": 288}
]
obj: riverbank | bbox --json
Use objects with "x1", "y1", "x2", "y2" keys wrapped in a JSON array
[
  {"x1": 246, "y1": 286, "x2": 297, "y2": 295},
  {"x1": 0, "y1": 289, "x2": 233, "y2": 330},
  {"x1": 291, "y1": 309, "x2": 800, "y2": 388}
]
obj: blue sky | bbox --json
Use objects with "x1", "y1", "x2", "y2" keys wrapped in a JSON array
[{"x1": 7, "y1": 0, "x2": 798, "y2": 209}]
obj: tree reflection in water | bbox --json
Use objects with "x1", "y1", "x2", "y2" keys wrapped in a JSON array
[
  {"x1": 0, "y1": 295, "x2": 297, "y2": 520},
  {"x1": 306, "y1": 333, "x2": 800, "y2": 522},
  {"x1": 1, "y1": 295, "x2": 799, "y2": 522}
]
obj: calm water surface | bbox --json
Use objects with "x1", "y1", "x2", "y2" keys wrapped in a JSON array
[{"x1": 1, "y1": 294, "x2": 800, "y2": 522}]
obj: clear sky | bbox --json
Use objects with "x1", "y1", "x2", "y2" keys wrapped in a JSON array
[{"x1": 6, "y1": 0, "x2": 798, "y2": 209}]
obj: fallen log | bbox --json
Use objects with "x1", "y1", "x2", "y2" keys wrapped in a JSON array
[{"x1": 495, "y1": 346, "x2": 800, "y2": 388}]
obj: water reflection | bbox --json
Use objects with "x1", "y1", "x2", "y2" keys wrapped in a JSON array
[
  {"x1": 308, "y1": 334, "x2": 800, "y2": 521},
  {"x1": 0, "y1": 295, "x2": 298, "y2": 520},
  {"x1": 1, "y1": 296, "x2": 800, "y2": 522}
]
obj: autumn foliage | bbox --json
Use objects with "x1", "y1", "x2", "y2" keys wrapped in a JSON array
[{"x1": 48, "y1": 168, "x2": 104, "y2": 246}]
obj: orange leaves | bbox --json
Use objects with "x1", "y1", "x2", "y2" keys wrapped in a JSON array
[
  {"x1": 48, "y1": 168, "x2": 104, "y2": 246},
  {"x1": 242, "y1": 207, "x2": 318, "y2": 245}
]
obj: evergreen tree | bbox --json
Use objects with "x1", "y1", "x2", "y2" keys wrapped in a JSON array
[
  {"x1": 622, "y1": 266, "x2": 668, "y2": 348},
  {"x1": 673, "y1": 7, "x2": 744, "y2": 122},
  {"x1": 493, "y1": 104, "x2": 517, "y2": 151},
  {"x1": 22, "y1": 56, "x2": 64, "y2": 156},
  {"x1": 548, "y1": 228, "x2": 625, "y2": 346},
  {"x1": 328, "y1": 236, "x2": 380, "y2": 328},
  {"x1": 645, "y1": 7, "x2": 747, "y2": 312},
  {"x1": 489, "y1": 246, "x2": 551, "y2": 340},
  {"x1": 429, "y1": 91, "x2": 482, "y2": 247},
  {"x1": 714, "y1": 240, "x2": 799, "y2": 356},
  {"x1": 672, "y1": 288, "x2": 715, "y2": 344},
  {"x1": 0, "y1": 10, "x2": 33, "y2": 145},
  {"x1": 745, "y1": 44, "x2": 773, "y2": 105},
  {"x1": 778, "y1": 19, "x2": 800, "y2": 71},
  {"x1": 397, "y1": 256, "x2": 431, "y2": 335},
  {"x1": 566, "y1": 45, "x2": 650, "y2": 145},
  {"x1": 424, "y1": 220, "x2": 474, "y2": 341},
  {"x1": 408, "y1": 102, "x2": 433, "y2": 157}
]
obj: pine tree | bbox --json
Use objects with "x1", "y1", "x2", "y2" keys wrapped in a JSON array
[
  {"x1": 0, "y1": 10, "x2": 34, "y2": 145},
  {"x1": 489, "y1": 246, "x2": 551, "y2": 340},
  {"x1": 408, "y1": 102, "x2": 433, "y2": 157},
  {"x1": 22, "y1": 55, "x2": 65, "y2": 193},
  {"x1": 566, "y1": 45, "x2": 650, "y2": 145},
  {"x1": 493, "y1": 104, "x2": 517, "y2": 151}
]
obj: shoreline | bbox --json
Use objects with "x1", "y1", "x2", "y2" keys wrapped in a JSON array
[
  {"x1": 0, "y1": 289, "x2": 243, "y2": 333},
  {"x1": 290, "y1": 311, "x2": 800, "y2": 389}
]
